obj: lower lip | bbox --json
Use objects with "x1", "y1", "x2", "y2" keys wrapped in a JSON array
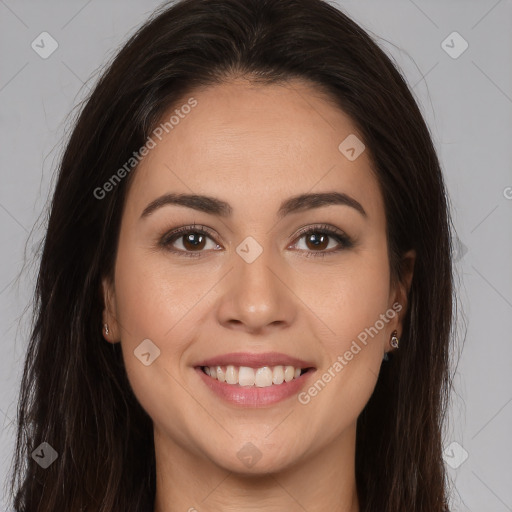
[{"x1": 194, "y1": 367, "x2": 316, "y2": 407}]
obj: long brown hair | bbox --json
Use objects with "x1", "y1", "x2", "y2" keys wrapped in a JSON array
[{"x1": 8, "y1": 0, "x2": 455, "y2": 510}]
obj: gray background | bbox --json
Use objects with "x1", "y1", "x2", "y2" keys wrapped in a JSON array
[{"x1": 1, "y1": 0, "x2": 511, "y2": 510}]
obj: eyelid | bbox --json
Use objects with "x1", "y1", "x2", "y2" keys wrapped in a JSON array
[
  {"x1": 291, "y1": 223, "x2": 348, "y2": 242},
  {"x1": 158, "y1": 223, "x2": 220, "y2": 252}
]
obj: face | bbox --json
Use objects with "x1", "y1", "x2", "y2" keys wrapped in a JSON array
[{"x1": 102, "y1": 79, "x2": 414, "y2": 475}]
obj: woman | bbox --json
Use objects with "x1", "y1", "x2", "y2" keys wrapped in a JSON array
[{"x1": 8, "y1": 0, "x2": 455, "y2": 510}]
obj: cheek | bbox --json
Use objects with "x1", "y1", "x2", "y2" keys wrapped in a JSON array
[
  {"x1": 317, "y1": 244, "x2": 391, "y2": 344},
  {"x1": 112, "y1": 241, "x2": 220, "y2": 384},
  {"x1": 112, "y1": 245, "x2": 203, "y2": 434},
  {"x1": 295, "y1": 241, "x2": 392, "y2": 440},
  {"x1": 113, "y1": 241, "x2": 208, "y2": 339}
]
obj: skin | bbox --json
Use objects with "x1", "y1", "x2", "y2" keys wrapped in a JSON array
[{"x1": 102, "y1": 79, "x2": 415, "y2": 512}]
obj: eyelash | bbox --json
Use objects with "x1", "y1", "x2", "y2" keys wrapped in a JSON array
[{"x1": 158, "y1": 223, "x2": 354, "y2": 258}]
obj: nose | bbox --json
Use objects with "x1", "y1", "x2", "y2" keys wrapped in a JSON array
[{"x1": 216, "y1": 246, "x2": 297, "y2": 334}]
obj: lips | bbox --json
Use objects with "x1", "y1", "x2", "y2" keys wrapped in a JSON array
[{"x1": 193, "y1": 351, "x2": 316, "y2": 369}]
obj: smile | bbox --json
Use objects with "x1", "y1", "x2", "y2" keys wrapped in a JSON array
[
  {"x1": 200, "y1": 364, "x2": 313, "y2": 387},
  {"x1": 194, "y1": 365, "x2": 316, "y2": 407}
]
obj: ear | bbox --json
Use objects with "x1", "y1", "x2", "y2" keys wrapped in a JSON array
[
  {"x1": 387, "y1": 249, "x2": 416, "y2": 345},
  {"x1": 101, "y1": 276, "x2": 120, "y2": 344}
]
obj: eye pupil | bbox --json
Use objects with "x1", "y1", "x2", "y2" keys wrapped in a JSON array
[
  {"x1": 306, "y1": 233, "x2": 329, "y2": 250},
  {"x1": 183, "y1": 233, "x2": 206, "y2": 250}
]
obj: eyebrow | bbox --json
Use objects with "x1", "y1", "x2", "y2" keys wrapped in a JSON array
[{"x1": 140, "y1": 191, "x2": 367, "y2": 220}]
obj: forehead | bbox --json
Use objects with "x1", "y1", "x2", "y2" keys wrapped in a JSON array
[{"x1": 126, "y1": 79, "x2": 384, "y2": 224}]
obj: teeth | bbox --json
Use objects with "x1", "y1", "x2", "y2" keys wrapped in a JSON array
[
  {"x1": 225, "y1": 365, "x2": 237, "y2": 385},
  {"x1": 272, "y1": 366, "x2": 284, "y2": 385},
  {"x1": 203, "y1": 365, "x2": 307, "y2": 387},
  {"x1": 255, "y1": 367, "x2": 273, "y2": 387},
  {"x1": 239, "y1": 366, "x2": 255, "y2": 386},
  {"x1": 215, "y1": 366, "x2": 226, "y2": 382}
]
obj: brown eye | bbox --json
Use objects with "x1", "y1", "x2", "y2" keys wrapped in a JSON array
[
  {"x1": 303, "y1": 232, "x2": 330, "y2": 251},
  {"x1": 181, "y1": 232, "x2": 207, "y2": 251},
  {"x1": 159, "y1": 225, "x2": 221, "y2": 257},
  {"x1": 160, "y1": 223, "x2": 353, "y2": 259},
  {"x1": 291, "y1": 224, "x2": 354, "y2": 257}
]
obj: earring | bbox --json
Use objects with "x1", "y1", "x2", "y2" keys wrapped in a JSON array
[
  {"x1": 390, "y1": 330, "x2": 399, "y2": 349},
  {"x1": 383, "y1": 330, "x2": 400, "y2": 361},
  {"x1": 104, "y1": 323, "x2": 109, "y2": 336}
]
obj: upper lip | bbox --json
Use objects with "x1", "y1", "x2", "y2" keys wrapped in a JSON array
[{"x1": 194, "y1": 352, "x2": 316, "y2": 369}]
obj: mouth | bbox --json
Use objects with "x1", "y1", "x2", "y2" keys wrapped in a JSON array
[
  {"x1": 196, "y1": 364, "x2": 316, "y2": 388},
  {"x1": 192, "y1": 351, "x2": 317, "y2": 406},
  {"x1": 194, "y1": 364, "x2": 317, "y2": 407}
]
